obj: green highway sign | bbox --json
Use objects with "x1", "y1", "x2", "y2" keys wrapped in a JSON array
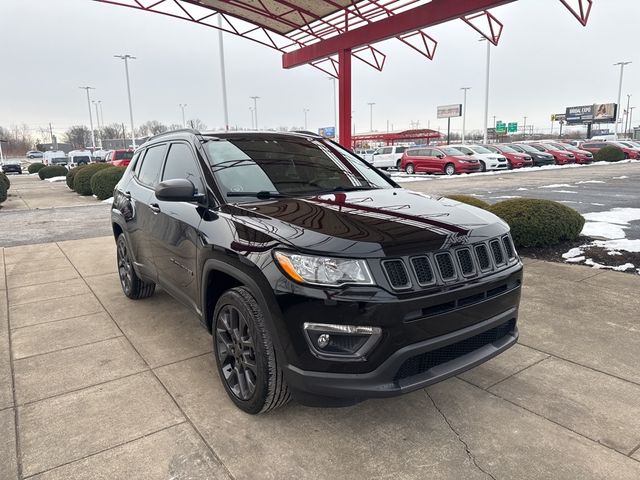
[
  {"x1": 507, "y1": 122, "x2": 518, "y2": 133},
  {"x1": 496, "y1": 121, "x2": 506, "y2": 133}
]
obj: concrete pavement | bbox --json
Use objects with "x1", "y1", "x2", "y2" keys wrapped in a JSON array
[{"x1": 1, "y1": 237, "x2": 639, "y2": 479}]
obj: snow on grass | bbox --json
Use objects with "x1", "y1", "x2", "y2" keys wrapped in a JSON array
[
  {"x1": 593, "y1": 239, "x2": 640, "y2": 253},
  {"x1": 516, "y1": 187, "x2": 528, "y2": 191},
  {"x1": 552, "y1": 190, "x2": 578, "y2": 194},
  {"x1": 581, "y1": 222, "x2": 626, "y2": 240},
  {"x1": 582, "y1": 208, "x2": 640, "y2": 226},
  {"x1": 45, "y1": 176, "x2": 67, "y2": 182},
  {"x1": 575, "y1": 180, "x2": 605, "y2": 184},
  {"x1": 584, "y1": 259, "x2": 635, "y2": 272},
  {"x1": 539, "y1": 184, "x2": 571, "y2": 188},
  {"x1": 565, "y1": 256, "x2": 586, "y2": 263},
  {"x1": 391, "y1": 174, "x2": 435, "y2": 183},
  {"x1": 102, "y1": 197, "x2": 113, "y2": 204},
  {"x1": 590, "y1": 203, "x2": 605, "y2": 206},
  {"x1": 612, "y1": 175, "x2": 629, "y2": 179},
  {"x1": 562, "y1": 247, "x2": 584, "y2": 259},
  {"x1": 491, "y1": 195, "x2": 521, "y2": 199}
]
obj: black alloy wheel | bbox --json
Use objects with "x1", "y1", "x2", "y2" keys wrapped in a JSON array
[{"x1": 116, "y1": 234, "x2": 155, "y2": 299}]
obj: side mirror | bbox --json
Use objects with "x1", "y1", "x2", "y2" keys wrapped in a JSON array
[
  {"x1": 436, "y1": 154, "x2": 444, "y2": 159},
  {"x1": 155, "y1": 178, "x2": 204, "y2": 203},
  {"x1": 466, "y1": 152, "x2": 474, "y2": 155}
]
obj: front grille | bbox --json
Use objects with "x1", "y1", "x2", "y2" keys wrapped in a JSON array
[
  {"x1": 394, "y1": 319, "x2": 516, "y2": 381},
  {"x1": 411, "y1": 257, "x2": 434, "y2": 285},
  {"x1": 475, "y1": 244, "x2": 491, "y2": 271},
  {"x1": 456, "y1": 249, "x2": 475, "y2": 276},
  {"x1": 502, "y1": 236, "x2": 515, "y2": 259},
  {"x1": 490, "y1": 240, "x2": 505, "y2": 266},
  {"x1": 382, "y1": 260, "x2": 411, "y2": 289},
  {"x1": 435, "y1": 253, "x2": 456, "y2": 281}
]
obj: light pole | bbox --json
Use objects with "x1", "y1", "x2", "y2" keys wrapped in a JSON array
[
  {"x1": 249, "y1": 107, "x2": 254, "y2": 129},
  {"x1": 460, "y1": 87, "x2": 471, "y2": 143},
  {"x1": 98, "y1": 100, "x2": 104, "y2": 128},
  {"x1": 250, "y1": 96, "x2": 260, "y2": 130},
  {"x1": 480, "y1": 38, "x2": 491, "y2": 143},
  {"x1": 367, "y1": 102, "x2": 375, "y2": 132},
  {"x1": 79, "y1": 86, "x2": 96, "y2": 150},
  {"x1": 624, "y1": 94, "x2": 631, "y2": 137},
  {"x1": 330, "y1": 77, "x2": 337, "y2": 139},
  {"x1": 92, "y1": 100, "x2": 102, "y2": 148},
  {"x1": 614, "y1": 61, "x2": 631, "y2": 139},
  {"x1": 523, "y1": 116, "x2": 528, "y2": 140},
  {"x1": 179, "y1": 104, "x2": 187, "y2": 127},
  {"x1": 217, "y1": 15, "x2": 229, "y2": 130},
  {"x1": 114, "y1": 54, "x2": 137, "y2": 147},
  {"x1": 629, "y1": 107, "x2": 636, "y2": 137},
  {"x1": 303, "y1": 108, "x2": 309, "y2": 129}
]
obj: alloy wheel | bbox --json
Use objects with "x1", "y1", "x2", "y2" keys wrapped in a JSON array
[
  {"x1": 215, "y1": 305, "x2": 258, "y2": 401},
  {"x1": 445, "y1": 164, "x2": 455, "y2": 176},
  {"x1": 406, "y1": 164, "x2": 415, "y2": 174},
  {"x1": 117, "y1": 239, "x2": 133, "y2": 294}
]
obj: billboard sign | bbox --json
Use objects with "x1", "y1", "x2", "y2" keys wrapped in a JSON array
[
  {"x1": 437, "y1": 104, "x2": 462, "y2": 119},
  {"x1": 551, "y1": 113, "x2": 566, "y2": 122},
  {"x1": 318, "y1": 126, "x2": 335, "y2": 138},
  {"x1": 593, "y1": 103, "x2": 617, "y2": 122},
  {"x1": 565, "y1": 104, "x2": 617, "y2": 124}
]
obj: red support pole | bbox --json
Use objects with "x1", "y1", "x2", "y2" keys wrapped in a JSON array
[{"x1": 338, "y1": 48, "x2": 352, "y2": 149}]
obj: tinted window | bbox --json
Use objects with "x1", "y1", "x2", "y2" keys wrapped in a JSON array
[
  {"x1": 162, "y1": 143, "x2": 204, "y2": 193},
  {"x1": 115, "y1": 150, "x2": 134, "y2": 160},
  {"x1": 380, "y1": 147, "x2": 392, "y2": 155},
  {"x1": 137, "y1": 144, "x2": 166, "y2": 187},
  {"x1": 395, "y1": 146, "x2": 406, "y2": 153}
]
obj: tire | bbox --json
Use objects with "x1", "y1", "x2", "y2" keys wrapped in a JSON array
[
  {"x1": 405, "y1": 163, "x2": 415, "y2": 174},
  {"x1": 213, "y1": 286, "x2": 290, "y2": 414},
  {"x1": 116, "y1": 234, "x2": 155, "y2": 299},
  {"x1": 479, "y1": 160, "x2": 486, "y2": 172},
  {"x1": 444, "y1": 163, "x2": 456, "y2": 176},
  {"x1": 396, "y1": 160, "x2": 401, "y2": 170},
  {"x1": 507, "y1": 160, "x2": 513, "y2": 170}
]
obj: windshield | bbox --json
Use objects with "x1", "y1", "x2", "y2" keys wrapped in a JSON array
[
  {"x1": 440, "y1": 147, "x2": 465, "y2": 156},
  {"x1": 515, "y1": 144, "x2": 540, "y2": 153},
  {"x1": 469, "y1": 146, "x2": 492, "y2": 154},
  {"x1": 547, "y1": 143, "x2": 566, "y2": 150},
  {"x1": 205, "y1": 137, "x2": 393, "y2": 201},
  {"x1": 497, "y1": 145, "x2": 517, "y2": 153}
]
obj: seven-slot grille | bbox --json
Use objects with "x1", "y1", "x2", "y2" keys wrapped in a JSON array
[{"x1": 381, "y1": 235, "x2": 517, "y2": 290}]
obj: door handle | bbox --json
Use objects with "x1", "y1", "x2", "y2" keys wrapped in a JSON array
[
  {"x1": 123, "y1": 191, "x2": 131, "y2": 200},
  {"x1": 150, "y1": 203, "x2": 161, "y2": 214}
]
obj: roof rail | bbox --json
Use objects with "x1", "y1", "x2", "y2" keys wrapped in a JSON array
[{"x1": 146, "y1": 128, "x2": 201, "y2": 143}]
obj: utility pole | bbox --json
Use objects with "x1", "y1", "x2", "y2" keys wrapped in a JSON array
[
  {"x1": 98, "y1": 100, "x2": 104, "y2": 128},
  {"x1": 92, "y1": 100, "x2": 102, "y2": 148},
  {"x1": 250, "y1": 96, "x2": 260, "y2": 129},
  {"x1": 79, "y1": 86, "x2": 96, "y2": 150},
  {"x1": 624, "y1": 94, "x2": 631, "y2": 137},
  {"x1": 303, "y1": 108, "x2": 309, "y2": 129},
  {"x1": 460, "y1": 87, "x2": 471, "y2": 143},
  {"x1": 613, "y1": 61, "x2": 631, "y2": 139},
  {"x1": 481, "y1": 38, "x2": 491, "y2": 144},
  {"x1": 217, "y1": 16, "x2": 229, "y2": 130},
  {"x1": 367, "y1": 102, "x2": 375, "y2": 132},
  {"x1": 523, "y1": 116, "x2": 528, "y2": 140},
  {"x1": 629, "y1": 107, "x2": 635, "y2": 137},
  {"x1": 249, "y1": 107, "x2": 254, "y2": 129},
  {"x1": 114, "y1": 54, "x2": 137, "y2": 147},
  {"x1": 49, "y1": 123, "x2": 54, "y2": 143},
  {"x1": 179, "y1": 104, "x2": 187, "y2": 127}
]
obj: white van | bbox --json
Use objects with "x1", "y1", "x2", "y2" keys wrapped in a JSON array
[
  {"x1": 42, "y1": 151, "x2": 67, "y2": 166},
  {"x1": 68, "y1": 150, "x2": 93, "y2": 166},
  {"x1": 371, "y1": 145, "x2": 408, "y2": 169}
]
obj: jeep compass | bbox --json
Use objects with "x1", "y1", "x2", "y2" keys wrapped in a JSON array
[{"x1": 111, "y1": 130, "x2": 522, "y2": 414}]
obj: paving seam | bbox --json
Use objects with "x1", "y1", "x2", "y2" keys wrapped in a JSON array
[
  {"x1": 575, "y1": 270, "x2": 608, "y2": 282},
  {"x1": 12, "y1": 335, "x2": 124, "y2": 362},
  {"x1": 7, "y1": 289, "x2": 92, "y2": 308},
  {"x1": 456, "y1": 377, "x2": 640, "y2": 463},
  {"x1": 56, "y1": 243, "x2": 237, "y2": 480},
  {"x1": 629, "y1": 442, "x2": 640, "y2": 457},
  {"x1": 9, "y1": 308, "x2": 106, "y2": 331},
  {"x1": 518, "y1": 341, "x2": 640, "y2": 389},
  {"x1": 20, "y1": 421, "x2": 188, "y2": 479},
  {"x1": 150, "y1": 350, "x2": 212, "y2": 370},
  {"x1": 480, "y1": 355, "x2": 551, "y2": 390},
  {"x1": 3, "y1": 248, "x2": 24, "y2": 479}
]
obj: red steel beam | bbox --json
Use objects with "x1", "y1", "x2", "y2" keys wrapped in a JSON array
[
  {"x1": 338, "y1": 48, "x2": 352, "y2": 148},
  {"x1": 283, "y1": 0, "x2": 517, "y2": 68}
]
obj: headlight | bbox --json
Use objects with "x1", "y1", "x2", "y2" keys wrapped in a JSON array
[{"x1": 275, "y1": 251, "x2": 374, "y2": 286}]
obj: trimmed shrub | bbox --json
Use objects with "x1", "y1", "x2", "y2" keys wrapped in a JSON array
[
  {"x1": 594, "y1": 145, "x2": 625, "y2": 162},
  {"x1": 66, "y1": 165, "x2": 86, "y2": 190},
  {"x1": 0, "y1": 172, "x2": 9, "y2": 191},
  {"x1": 28, "y1": 162, "x2": 45, "y2": 174},
  {"x1": 73, "y1": 163, "x2": 112, "y2": 196},
  {"x1": 0, "y1": 182, "x2": 6, "y2": 204},
  {"x1": 489, "y1": 198, "x2": 585, "y2": 248},
  {"x1": 38, "y1": 165, "x2": 68, "y2": 180},
  {"x1": 90, "y1": 166, "x2": 126, "y2": 200},
  {"x1": 446, "y1": 194, "x2": 491, "y2": 210}
]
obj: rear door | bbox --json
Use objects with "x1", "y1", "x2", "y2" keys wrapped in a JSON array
[
  {"x1": 373, "y1": 147, "x2": 392, "y2": 168},
  {"x1": 149, "y1": 141, "x2": 206, "y2": 312}
]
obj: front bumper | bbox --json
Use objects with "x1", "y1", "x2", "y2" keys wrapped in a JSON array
[{"x1": 1, "y1": 166, "x2": 22, "y2": 173}]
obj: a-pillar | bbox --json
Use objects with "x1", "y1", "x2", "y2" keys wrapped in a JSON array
[{"x1": 338, "y1": 48, "x2": 352, "y2": 149}]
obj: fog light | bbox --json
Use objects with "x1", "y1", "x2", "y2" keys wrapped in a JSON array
[{"x1": 303, "y1": 323, "x2": 382, "y2": 361}]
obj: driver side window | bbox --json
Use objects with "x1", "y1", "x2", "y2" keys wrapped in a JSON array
[{"x1": 162, "y1": 143, "x2": 205, "y2": 194}]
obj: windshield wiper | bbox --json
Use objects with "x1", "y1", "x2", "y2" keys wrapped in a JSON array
[{"x1": 226, "y1": 191, "x2": 290, "y2": 199}]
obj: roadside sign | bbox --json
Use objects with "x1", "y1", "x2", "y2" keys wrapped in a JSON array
[
  {"x1": 551, "y1": 113, "x2": 566, "y2": 122},
  {"x1": 437, "y1": 104, "x2": 462, "y2": 119},
  {"x1": 507, "y1": 122, "x2": 518, "y2": 133},
  {"x1": 496, "y1": 121, "x2": 506, "y2": 133},
  {"x1": 318, "y1": 126, "x2": 335, "y2": 138}
]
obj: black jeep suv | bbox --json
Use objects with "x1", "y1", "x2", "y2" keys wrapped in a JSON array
[{"x1": 111, "y1": 130, "x2": 522, "y2": 414}]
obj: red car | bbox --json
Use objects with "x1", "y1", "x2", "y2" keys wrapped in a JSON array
[
  {"x1": 581, "y1": 141, "x2": 640, "y2": 159},
  {"x1": 400, "y1": 146, "x2": 482, "y2": 175},
  {"x1": 481, "y1": 144, "x2": 533, "y2": 168},
  {"x1": 544, "y1": 142, "x2": 593, "y2": 164},
  {"x1": 105, "y1": 149, "x2": 134, "y2": 166},
  {"x1": 528, "y1": 143, "x2": 575, "y2": 165}
]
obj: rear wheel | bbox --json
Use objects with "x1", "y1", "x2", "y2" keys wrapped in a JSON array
[
  {"x1": 444, "y1": 163, "x2": 456, "y2": 176},
  {"x1": 479, "y1": 160, "x2": 486, "y2": 172},
  {"x1": 507, "y1": 160, "x2": 513, "y2": 170},
  {"x1": 116, "y1": 234, "x2": 155, "y2": 299},
  {"x1": 396, "y1": 159, "x2": 401, "y2": 170},
  {"x1": 405, "y1": 163, "x2": 415, "y2": 174},
  {"x1": 213, "y1": 287, "x2": 290, "y2": 414}
]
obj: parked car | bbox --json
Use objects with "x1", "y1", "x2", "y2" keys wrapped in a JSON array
[
  {"x1": 42, "y1": 151, "x2": 68, "y2": 166},
  {"x1": 105, "y1": 149, "x2": 135, "y2": 167},
  {"x1": 448, "y1": 144, "x2": 508, "y2": 171},
  {"x1": 542, "y1": 142, "x2": 592, "y2": 164},
  {"x1": 355, "y1": 149, "x2": 375, "y2": 162},
  {"x1": 509, "y1": 144, "x2": 556, "y2": 166},
  {"x1": 524, "y1": 143, "x2": 575, "y2": 165},
  {"x1": 26, "y1": 150, "x2": 43, "y2": 159},
  {"x1": 1, "y1": 159, "x2": 22, "y2": 174},
  {"x1": 400, "y1": 146, "x2": 482, "y2": 175},
  {"x1": 481, "y1": 144, "x2": 533, "y2": 169},
  {"x1": 581, "y1": 141, "x2": 640, "y2": 159},
  {"x1": 68, "y1": 150, "x2": 93, "y2": 166},
  {"x1": 111, "y1": 130, "x2": 522, "y2": 413},
  {"x1": 92, "y1": 148, "x2": 109, "y2": 161},
  {"x1": 371, "y1": 145, "x2": 407, "y2": 169}
]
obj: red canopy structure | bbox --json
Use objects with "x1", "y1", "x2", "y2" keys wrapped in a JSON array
[
  {"x1": 94, "y1": 0, "x2": 594, "y2": 148},
  {"x1": 353, "y1": 129, "x2": 442, "y2": 147}
]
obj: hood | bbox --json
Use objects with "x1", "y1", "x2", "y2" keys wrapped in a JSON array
[{"x1": 221, "y1": 189, "x2": 507, "y2": 257}]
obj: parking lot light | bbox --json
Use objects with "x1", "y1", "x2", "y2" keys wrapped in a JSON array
[
  {"x1": 613, "y1": 61, "x2": 631, "y2": 139},
  {"x1": 114, "y1": 54, "x2": 137, "y2": 148},
  {"x1": 461, "y1": 87, "x2": 471, "y2": 143},
  {"x1": 79, "y1": 86, "x2": 96, "y2": 150}
]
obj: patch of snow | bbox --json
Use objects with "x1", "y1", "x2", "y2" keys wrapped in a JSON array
[
  {"x1": 491, "y1": 195, "x2": 521, "y2": 199},
  {"x1": 581, "y1": 222, "x2": 626, "y2": 240},
  {"x1": 45, "y1": 176, "x2": 67, "y2": 183},
  {"x1": 102, "y1": 197, "x2": 113, "y2": 204},
  {"x1": 582, "y1": 208, "x2": 640, "y2": 226},
  {"x1": 590, "y1": 203, "x2": 605, "y2": 206},
  {"x1": 539, "y1": 184, "x2": 571, "y2": 188},
  {"x1": 562, "y1": 247, "x2": 584, "y2": 259},
  {"x1": 390, "y1": 174, "x2": 434, "y2": 183},
  {"x1": 516, "y1": 187, "x2": 528, "y2": 191},
  {"x1": 584, "y1": 259, "x2": 635, "y2": 272},
  {"x1": 552, "y1": 190, "x2": 578, "y2": 194},
  {"x1": 565, "y1": 256, "x2": 586, "y2": 263},
  {"x1": 607, "y1": 251, "x2": 622, "y2": 256},
  {"x1": 558, "y1": 200, "x2": 578, "y2": 204},
  {"x1": 593, "y1": 239, "x2": 640, "y2": 253},
  {"x1": 612, "y1": 175, "x2": 629, "y2": 179},
  {"x1": 575, "y1": 180, "x2": 605, "y2": 184}
]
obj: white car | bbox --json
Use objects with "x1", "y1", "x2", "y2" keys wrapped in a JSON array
[
  {"x1": 448, "y1": 144, "x2": 508, "y2": 171},
  {"x1": 68, "y1": 150, "x2": 93, "y2": 167},
  {"x1": 92, "y1": 149, "x2": 109, "y2": 161},
  {"x1": 371, "y1": 145, "x2": 408, "y2": 169}
]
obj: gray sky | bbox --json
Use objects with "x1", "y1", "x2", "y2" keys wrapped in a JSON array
[{"x1": 1, "y1": 0, "x2": 639, "y2": 139}]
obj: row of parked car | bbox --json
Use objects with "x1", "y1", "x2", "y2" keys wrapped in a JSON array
[
  {"x1": 26, "y1": 148, "x2": 135, "y2": 168},
  {"x1": 358, "y1": 139, "x2": 640, "y2": 175}
]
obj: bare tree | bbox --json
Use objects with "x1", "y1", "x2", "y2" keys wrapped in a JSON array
[
  {"x1": 187, "y1": 118, "x2": 207, "y2": 130},
  {"x1": 64, "y1": 125, "x2": 91, "y2": 149},
  {"x1": 137, "y1": 120, "x2": 168, "y2": 137},
  {"x1": 100, "y1": 123, "x2": 124, "y2": 140}
]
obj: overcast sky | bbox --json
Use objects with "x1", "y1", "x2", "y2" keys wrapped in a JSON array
[{"x1": 1, "y1": 0, "x2": 639, "y2": 139}]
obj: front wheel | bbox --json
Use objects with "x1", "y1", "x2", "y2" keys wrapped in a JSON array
[
  {"x1": 213, "y1": 287, "x2": 290, "y2": 414},
  {"x1": 444, "y1": 163, "x2": 456, "y2": 176},
  {"x1": 405, "y1": 163, "x2": 415, "y2": 174},
  {"x1": 479, "y1": 160, "x2": 486, "y2": 172},
  {"x1": 116, "y1": 234, "x2": 155, "y2": 299},
  {"x1": 396, "y1": 159, "x2": 401, "y2": 170}
]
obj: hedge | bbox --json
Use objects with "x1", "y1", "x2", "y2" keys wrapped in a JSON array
[
  {"x1": 66, "y1": 165, "x2": 86, "y2": 190},
  {"x1": 0, "y1": 172, "x2": 9, "y2": 191},
  {"x1": 594, "y1": 145, "x2": 625, "y2": 162},
  {"x1": 446, "y1": 194, "x2": 491, "y2": 210},
  {"x1": 73, "y1": 163, "x2": 112, "y2": 196},
  {"x1": 90, "y1": 166, "x2": 126, "y2": 200},
  {"x1": 28, "y1": 162, "x2": 45, "y2": 174},
  {"x1": 0, "y1": 182, "x2": 6, "y2": 204},
  {"x1": 38, "y1": 165, "x2": 68, "y2": 180},
  {"x1": 489, "y1": 198, "x2": 585, "y2": 248}
]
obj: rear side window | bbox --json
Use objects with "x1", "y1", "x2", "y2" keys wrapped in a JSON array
[
  {"x1": 162, "y1": 143, "x2": 204, "y2": 194},
  {"x1": 395, "y1": 146, "x2": 406, "y2": 154},
  {"x1": 379, "y1": 147, "x2": 392, "y2": 155},
  {"x1": 137, "y1": 144, "x2": 166, "y2": 187}
]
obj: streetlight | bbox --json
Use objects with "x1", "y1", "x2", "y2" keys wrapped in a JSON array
[
  {"x1": 98, "y1": 100, "x2": 104, "y2": 128},
  {"x1": 249, "y1": 107, "x2": 254, "y2": 129},
  {"x1": 480, "y1": 38, "x2": 491, "y2": 144},
  {"x1": 303, "y1": 108, "x2": 309, "y2": 129},
  {"x1": 79, "y1": 86, "x2": 96, "y2": 150},
  {"x1": 523, "y1": 116, "x2": 528, "y2": 139},
  {"x1": 460, "y1": 87, "x2": 471, "y2": 143},
  {"x1": 114, "y1": 54, "x2": 137, "y2": 147},
  {"x1": 179, "y1": 104, "x2": 187, "y2": 127},
  {"x1": 624, "y1": 94, "x2": 632, "y2": 137},
  {"x1": 367, "y1": 102, "x2": 376, "y2": 132},
  {"x1": 628, "y1": 106, "x2": 636, "y2": 137},
  {"x1": 217, "y1": 15, "x2": 229, "y2": 131},
  {"x1": 250, "y1": 96, "x2": 260, "y2": 130},
  {"x1": 613, "y1": 61, "x2": 631, "y2": 139},
  {"x1": 92, "y1": 100, "x2": 102, "y2": 148}
]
